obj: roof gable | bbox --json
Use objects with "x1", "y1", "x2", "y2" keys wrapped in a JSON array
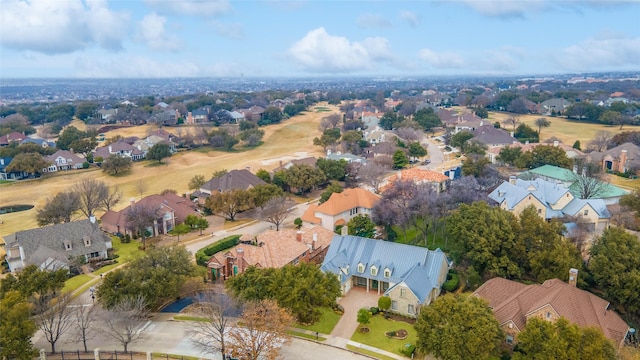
[{"x1": 313, "y1": 188, "x2": 380, "y2": 216}]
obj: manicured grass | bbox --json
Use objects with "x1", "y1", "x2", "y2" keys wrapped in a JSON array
[
  {"x1": 605, "y1": 173, "x2": 640, "y2": 191},
  {"x1": 174, "y1": 315, "x2": 208, "y2": 322},
  {"x1": 152, "y1": 353, "x2": 199, "y2": 360},
  {"x1": 296, "y1": 307, "x2": 342, "y2": 334},
  {"x1": 93, "y1": 236, "x2": 144, "y2": 275},
  {"x1": 350, "y1": 315, "x2": 418, "y2": 357},
  {"x1": 314, "y1": 106, "x2": 331, "y2": 112},
  {"x1": 63, "y1": 274, "x2": 93, "y2": 293},
  {"x1": 346, "y1": 345, "x2": 397, "y2": 360},
  {"x1": 287, "y1": 330, "x2": 327, "y2": 341},
  {"x1": 223, "y1": 218, "x2": 254, "y2": 230},
  {"x1": 391, "y1": 219, "x2": 451, "y2": 252}
]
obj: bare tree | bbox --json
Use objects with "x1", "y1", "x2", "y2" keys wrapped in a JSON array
[
  {"x1": 394, "y1": 126, "x2": 422, "y2": 142},
  {"x1": 228, "y1": 300, "x2": 293, "y2": 360},
  {"x1": 137, "y1": 180, "x2": 147, "y2": 200},
  {"x1": 188, "y1": 291, "x2": 239, "y2": 359},
  {"x1": 72, "y1": 178, "x2": 109, "y2": 218},
  {"x1": 588, "y1": 130, "x2": 612, "y2": 152},
  {"x1": 325, "y1": 114, "x2": 341, "y2": 128},
  {"x1": 99, "y1": 296, "x2": 149, "y2": 352},
  {"x1": 260, "y1": 196, "x2": 292, "y2": 231},
  {"x1": 125, "y1": 203, "x2": 160, "y2": 248},
  {"x1": 36, "y1": 190, "x2": 80, "y2": 226},
  {"x1": 101, "y1": 186, "x2": 122, "y2": 212},
  {"x1": 68, "y1": 304, "x2": 97, "y2": 352},
  {"x1": 502, "y1": 116, "x2": 520, "y2": 131},
  {"x1": 35, "y1": 292, "x2": 75, "y2": 354},
  {"x1": 359, "y1": 161, "x2": 390, "y2": 193},
  {"x1": 571, "y1": 173, "x2": 609, "y2": 199}
]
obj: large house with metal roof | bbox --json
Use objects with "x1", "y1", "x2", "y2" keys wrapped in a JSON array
[
  {"x1": 489, "y1": 177, "x2": 611, "y2": 233},
  {"x1": 321, "y1": 235, "x2": 449, "y2": 318}
]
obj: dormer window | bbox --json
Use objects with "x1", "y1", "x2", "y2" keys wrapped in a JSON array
[
  {"x1": 370, "y1": 266, "x2": 377, "y2": 276},
  {"x1": 384, "y1": 268, "x2": 391, "y2": 278},
  {"x1": 64, "y1": 241, "x2": 72, "y2": 251},
  {"x1": 83, "y1": 236, "x2": 91, "y2": 247},
  {"x1": 357, "y1": 263, "x2": 365, "y2": 273}
]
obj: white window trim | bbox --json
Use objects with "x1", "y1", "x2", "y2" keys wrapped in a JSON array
[
  {"x1": 370, "y1": 266, "x2": 377, "y2": 276},
  {"x1": 357, "y1": 263, "x2": 365, "y2": 273},
  {"x1": 384, "y1": 269, "x2": 391, "y2": 278}
]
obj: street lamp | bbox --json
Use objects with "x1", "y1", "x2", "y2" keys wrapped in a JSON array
[{"x1": 89, "y1": 286, "x2": 95, "y2": 304}]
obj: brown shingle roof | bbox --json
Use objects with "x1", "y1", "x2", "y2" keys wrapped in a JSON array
[
  {"x1": 200, "y1": 169, "x2": 266, "y2": 193},
  {"x1": 474, "y1": 277, "x2": 629, "y2": 345},
  {"x1": 307, "y1": 188, "x2": 379, "y2": 217}
]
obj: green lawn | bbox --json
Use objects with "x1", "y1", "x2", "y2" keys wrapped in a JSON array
[
  {"x1": 93, "y1": 236, "x2": 144, "y2": 275},
  {"x1": 314, "y1": 106, "x2": 331, "y2": 112},
  {"x1": 296, "y1": 307, "x2": 342, "y2": 334},
  {"x1": 392, "y1": 219, "x2": 452, "y2": 252},
  {"x1": 350, "y1": 315, "x2": 417, "y2": 357},
  {"x1": 346, "y1": 345, "x2": 397, "y2": 360},
  {"x1": 63, "y1": 274, "x2": 93, "y2": 293},
  {"x1": 287, "y1": 330, "x2": 327, "y2": 341}
]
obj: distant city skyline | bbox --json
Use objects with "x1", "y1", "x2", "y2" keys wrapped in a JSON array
[{"x1": 1, "y1": 0, "x2": 639, "y2": 79}]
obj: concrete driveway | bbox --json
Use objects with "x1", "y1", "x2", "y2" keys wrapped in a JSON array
[{"x1": 330, "y1": 287, "x2": 380, "y2": 341}]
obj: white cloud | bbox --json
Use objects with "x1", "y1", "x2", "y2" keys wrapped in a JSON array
[
  {"x1": 398, "y1": 10, "x2": 420, "y2": 27},
  {"x1": 137, "y1": 13, "x2": 181, "y2": 51},
  {"x1": 144, "y1": 0, "x2": 230, "y2": 16},
  {"x1": 289, "y1": 27, "x2": 397, "y2": 73},
  {"x1": 0, "y1": 0, "x2": 129, "y2": 54},
  {"x1": 554, "y1": 35, "x2": 640, "y2": 71},
  {"x1": 210, "y1": 22, "x2": 245, "y2": 39},
  {"x1": 356, "y1": 13, "x2": 392, "y2": 29},
  {"x1": 459, "y1": 0, "x2": 547, "y2": 18},
  {"x1": 418, "y1": 49, "x2": 465, "y2": 69}
]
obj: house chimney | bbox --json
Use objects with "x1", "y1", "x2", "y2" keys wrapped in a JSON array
[
  {"x1": 568, "y1": 268, "x2": 578, "y2": 287},
  {"x1": 509, "y1": 175, "x2": 517, "y2": 185},
  {"x1": 620, "y1": 149, "x2": 628, "y2": 173},
  {"x1": 89, "y1": 215, "x2": 96, "y2": 224},
  {"x1": 130, "y1": 197, "x2": 136, "y2": 208},
  {"x1": 553, "y1": 140, "x2": 559, "y2": 147},
  {"x1": 573, "y1": 164, "x2": 578, "y2": 174},
  {"x1": 510, "y1": 131, "x2": 514, "y2": 138},
  {"x1": 296, "y1": 231, "x2": 302, "y2": 242},
  {"x1": 108, "y1": 145, "x2": 112, "y2": 153},
  {"x1": 582, "y1": 167, "x2": 587, "y2": 177},
  {"x1": 341, "y1": 226, "x2": 348, "y2": 236},
  {"x1": 312, "y1": 233, "x2": 318, "y2": 250},
  {"x1": 236, "y1": 247, "x2": 245, "y2": 273}
]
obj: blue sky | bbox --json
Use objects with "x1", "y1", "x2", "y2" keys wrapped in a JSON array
[{"x1": 1, "y1": 0, "x2": 639, "y2": 78}]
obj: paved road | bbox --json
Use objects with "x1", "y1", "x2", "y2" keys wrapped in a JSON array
[{"x1": 422, "y1": 136, "x2": 445, "y2": 170}]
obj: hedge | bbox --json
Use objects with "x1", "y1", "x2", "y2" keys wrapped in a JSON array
[
  {"x1": 443, "y1": 273, "x2": 459, "y2": 292},
  {"x1": 195, "y1": 235, "x2": 241, "y2": 266}
]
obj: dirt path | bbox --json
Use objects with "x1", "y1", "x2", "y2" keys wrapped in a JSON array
[{"x1": 0, "y1": 104, "x2": 339, "y2": 235}]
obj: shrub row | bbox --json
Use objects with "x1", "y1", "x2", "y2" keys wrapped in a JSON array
[
  {"x1": 443, "y1": 273, "x2": 459, "y2": 292},
  {"x1": 195, "y1": 235, "x2": 241, "y2": 266}
]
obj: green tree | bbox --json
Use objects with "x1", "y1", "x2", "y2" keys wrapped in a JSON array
[
  {"x1": 357, "y1": 308, "x2": 371, "y2": 331},
  {"x1": 414, "y1": 107, "x2": 442, "y2": 132},
  {"x1": 313, "y1": 128, "x2": 341, "y2": 150},
  {"x1": 377, "y1": 296, "x2": 391, "y2": 313},
  {"x1": 516, "y1": 145, "x2": 572, "y2": 169},
  {"x1": 589, "y1": 227, "x2": 640, "y2": 321},
  {"x1": 255, "y1": 168, "x2": 271, "y2": 183},
  {"x1": 513, "y1": 317, "x2": 617, "y2": 360},
  {"x1": 316, "y1": 158, "x2": 347, "y2": 181},
  {"x1": 5, "y1": 152, "x2": 48, "y2": 176},
  {"x1": 57, "y1": 126, "x2": 86, "y2": 150},
  {"x1": 259, "y1": 106, "x2": 283, "y2": 125},
  {"x1": 572, "y1": 140, "x2": 581, "y2": 150},
  {"x1": 475, "y1": 108, "x2": 489, "y2": 119},
  {"x1": 497, "y1": 146, "x2": 523, "y2": 166},
  {"x1": 514, "y1": 123, "x2": 539, "y2": 143},
  {"x1": 69, "y1": 138, "x2": 97, "y2": 156},
  {"x1": 74, "y1": 102, "x2": 98, "y2": 121},
  {"x1": 239, "y1": 128, "x2": 264, "y2": 147},
  {"x1": 415, "y1": 293, "x2": 502, "y2": 360},
  {"x1": 319, "y1": 181, "x2": 343, "y2": 203},
  {"x1": 205, "y1": 189, "x2": 253, "y2": 221},
  {"x1": 146, "y1": 143, "x2": 172, "y2": 163},
  {"x1": 408, "y1": 142, "x2": 427, "y2": 160},
  {"x1": 534, "y1": 117, "x2": 551, "y2": 139},
  {"x1": 0, "y1": 291, "x2": 38, "y2": 360},
  {"x1": 347, "y1": 214, "x2": 376, "y2": 238},
  {"x1": 341, "y1": 130, "x2": 363, "y2": 153},
  {"x1": 450, "y1": 130, "x2": 474, "y2": 149},
  {"x1": 188, "y1": 174, "x2": 206, "y2": 191},
  {"x1": 36, "y1": 190, "x2": 80, "y2": 226},
  {"x1": 250, "y1": 183, "x2": 284, "y2": 209},
  {"x1": 169, "y1": 223, "x2": 191, "y2": 242},
  {"x1": 392, "y1": 149, "x2": 409, "y2": 169},
  {"x1": 379, "y1": 111, "x2": 404, "y2": 130},
  {"x1": 0, "y1": 265, "x2": 68, "y2": 304},
  {"x1": 283, "y1": 164, "x2": 326, "y2": 194},
  {"x1": 101, "y1": 155, "x2": 133, "y2": 175},
  {"x1": 461, "y1": 155, "x2": 490, "y2": 177}
]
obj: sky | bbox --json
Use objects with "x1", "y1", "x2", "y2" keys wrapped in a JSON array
[{"x1": 1, "y1": 0, "x2": 639, "y2": 78}]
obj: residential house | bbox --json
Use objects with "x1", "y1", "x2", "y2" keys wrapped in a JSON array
[
  {"x1": 0, "y1": 131, "x2": 27, "y2": 146},
  {"x1": 272, "y1": 157, "x2": 318, "y2": 173},
  {"x1": 489, "y1": 177, "x2": 611, "y2": 233},
  {"x1": 360, "y1": 111, "x2": 380, "y2": 129},
  {"x1": 3, "y1": 218, "x2": 112, "y2": 273},
  {"x1": 198, "y1": 169, "x2": 266, "y2": 198},
  {"x1": 43, "y1": 150, "x2": 85, "y2": 172},
  {"x1": 93, "y1": 141, "x2": 145, "y2": 161},
  {"x1": 302, "y1": 188, "x2": 380, "y2": 230},
  {"x1": 472, "y1": 125, "x2": 518, "y2": 148},
  {"x1": 98, "y1": 108, "x2": 118, "y2": 122},
  {"x1": 473, "y1": 270, "x2": 630, "y2": 347},
  {"x1": 151, "y1": 109, "x2": 179, "y2": 126},
  {"x1": 229, "y1": 111, "x2": 245, "y2": 123},
  {"x1": 238, "y1": 106, "x2": 265, "y2": 122},
  {"x1": 521, "y1": 164, "x2": 628, "y2": 205},
  {"x1": 541, "y1": 98, "x2": 572, "y2": 115},
  {"x1": 0, "y1": 157, "x2": 28, "y2": 180},
  {"x1": 585, "y1": 142, "x2": 640, "y2": 175},
  {"x1": 382, "y1": 168, "x2": 450, "y2": 193},
  {"x1": 186, "y1": 108, "x2": 209, "y2": 124},
  {"x1": 206, "y1": 226, "x2": 334, "y2": 281},
  {"x1": 133, "y1": 134, "x2": 177, "y2": 155},
  {"x1": 326, "y1": 151, "x2": 367, "y2": 164},
  {"x1": 100, "y1": 192, "x2": 200, "y2": 237},
  {"x1": 487, "y1": 141, "x2": 585, "y2": 164},
  {"x1": 321, "y1": 235, "x2": 449, "y2": 318},
  {"x1": 454, "y1": 118, "x2": 485, "y2": 134},
  {"x1": 20, "y1": 137, "x2": 56, "y2": 148}
]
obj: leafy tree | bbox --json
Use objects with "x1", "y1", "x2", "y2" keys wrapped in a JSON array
[
  {"x1": 415, "y1": 293, "x2": 502, "y2": 360},
  {"x1": 283, "y1": 103, "x2": 306, "y2": 117},
  {"x1": 188, "y1": 174, "x2": 206, "y2": 191},
  {"x1": 69, "y1": 138, "x2": 97, "y2": 156},
  {"x1": 260, "y1": 196, "x2": 292, "y2": 231},
  {"x1": 461, "y1": 155, "x2": 490, "y2": 177},
  {"x1": 205, "y1": 189, "x2": 253, "y2": 221},
  {"x1": 99, "y1": 296, "x2": 150, "y2": 352},
  {"x1": 47, "y1": 103, "x2": 75, "y2": 124},
  {"x1": 36, "y1": 190, "x2": 80, "y2": 226},
  {"x1": 259, "y1": 106, "x2": 283, "y2": 125},
  {"x1": 514, "y1": 123, "x2": 539, "y2": 143},
  {"x1": 589, "y1": 227, "x2": 640, "y2": 321},
  {"x1": 475, "y1": 108, "x2": 489, "y2": 119},
  {"x1": 408, "y1": 142, "x2": 427, "y2": 160},
  {"x1": 450, "y1": 130, "x2": 474, "y2": 149},
  {"x1": 340, "y1": 130, "x2": 363, "y2": 154},
  {"x1": 357, "y1": 308, "x2": 371, "y2": 331},
  {"x1": 319, "y1": 181, "x2": 343, "y2": 204},
  {"x1": 188, "y1": 291, "x2": 239, "y2": 359},
  {"x1": 316, "y1": 158, "x2": 348, "y2": 181},
  {"x1": 463, "y1": 140, "x2": 488, "y2": 155},
  {"x1": 522, "y1": 145, "x2": 572, "y2": 169},
  {"x1": 208, "y1": 129, "x2": 238, "y2": 150},
  {"x1": 572, "y1": 140, "x2": 581, "y2": 150},
  {"x1": 313, "y1": 128, "x2": 341, "y2": 150},
  {"x1": 5, "y1": 152, "x2": 48, "y2": 176},
  {"x1": 283, "y1": 164, "x2": 326, "y2": 194},
  {"x1": 228, "y1": 300, "x2": 293, "y2": 360},
  {"x1": 379, "y1": 111, "x2": 404, "y2": 130},
  {"x1": 497, "y1": 146, "x2": 523, "y2": 166},
  {"x1": 413, "y1": 107, "x2": 442, "y2": 132},
  {"x1": 250, "y1": 184, "x2": 284, "y2": 209},
  {"x1": 0, "y1": 291, "x2": 37, "y2": 360},
  {"x1": 392, "y1": 149, "x2": 409, "y2": 169},
  {"x1": 255, "y1": 169, "x2": 271, "y2": 183},
  {"x1": 513, "y1": 317, "x2": 617, "y2": 360},
  {"x1": 57, "y1": 126, "x2": 86, "y2": 150},
  {"x1": 565, "y1": 102, "x2": 604, "y2": 122},
  {"x1": 169, "y1": 223, "x2": 191, "y2": 242},
  {"x1": 534, "y1": 117, "x2": 551, "y2": 139},
  {"x1": 101, "y1": 155, "x2": 133, "y2": 175},
  {"x1": 378, "y1": 296, "x2": 391, "y2": 313},
  {"x1": 74, "y1": 102, "x2": 98, "y2": 121},
  {"x1": 0, "y1": 265, "x2": 68, "y2": 302},
  {"x1": 239, "y1": 128, "x2": 265, "y2": 147},
  {"x1": 146, "y1": 143, "x2": 172, "y2": 163},
  {"x1": 347, "y1": 214, "x2": 376, "y2": 238},
  {"x1": 0, "y1": 113, "x2": 35, "y2": 136}
]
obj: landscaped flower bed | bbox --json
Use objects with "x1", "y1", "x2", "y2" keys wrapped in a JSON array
[{"x1": 385, "y1": 329, "x2": 408, "y2": 340}]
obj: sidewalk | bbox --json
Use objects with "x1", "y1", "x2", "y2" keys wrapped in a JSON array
[{"x1": 291, "y1": 327, "x2": 406, "y2": 360}]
